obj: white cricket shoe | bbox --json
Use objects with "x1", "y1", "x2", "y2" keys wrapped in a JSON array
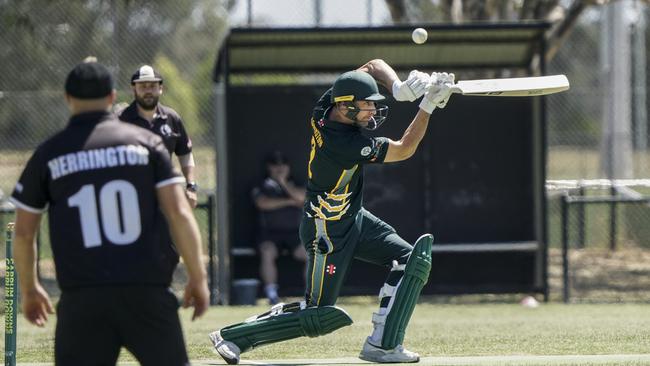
[
  {"x1": 359, "y1": 337, "x2": 420, "y2": 363},
  {"x1": 208, "y1": 330, "x2": 241, "y2": 365}
]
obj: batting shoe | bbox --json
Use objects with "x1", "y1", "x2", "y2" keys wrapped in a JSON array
[
  {"x1": 208, "y1": 330, "x2": 241, "y2": 365},
  {"x1": 359, "y1": 337, "x2": 420, "y2": 363}
]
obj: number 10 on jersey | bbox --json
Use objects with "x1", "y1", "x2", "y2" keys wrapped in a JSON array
[{"x1": 68, "y1": 180, "x2": 142, "y2": 248}]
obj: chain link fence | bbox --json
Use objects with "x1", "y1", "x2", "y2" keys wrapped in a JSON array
[
  {"x1": 0, "y1": 0, "x2": 230, "y2": 299},
  {"x1": 2, "y1": 0, "x2": 650, "y2": 302},
  {"x1": 546, "y1": 3, "x2": 650, "y2": 302},
  {"x1": 0, "y1": 0, "x2": 230, "y2": 199}
]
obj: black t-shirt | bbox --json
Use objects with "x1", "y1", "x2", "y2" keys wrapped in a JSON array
[
  {"x1": 10, "y1": 111, "x2": 185, "y2": 289},
  {"x1": 118, "y1": 102, "x2": 192, "y2": 157},
  {"x1": 252, "y1": 178, "x2": 302, "y2": 232}
]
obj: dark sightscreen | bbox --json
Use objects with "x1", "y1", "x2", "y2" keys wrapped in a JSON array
[
  {"x1": 228, "y1": 86, "x2": 539, "y2": 294},
  {"x1": 365, "y1": 96, "x2": 534, "y2": 243}
]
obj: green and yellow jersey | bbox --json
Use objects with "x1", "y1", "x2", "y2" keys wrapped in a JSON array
[{"x1": 304, "y1": 89, "x2": 389, "y2": 221}]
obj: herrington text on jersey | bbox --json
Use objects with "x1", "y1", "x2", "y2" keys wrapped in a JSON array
[{"x1": 46, "y1": 145, "x2": 150, "y2": 180}]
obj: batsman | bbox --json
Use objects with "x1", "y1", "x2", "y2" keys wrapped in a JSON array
[{"x1": 209, "y1": 59, "x2": 454, "y2": 364}]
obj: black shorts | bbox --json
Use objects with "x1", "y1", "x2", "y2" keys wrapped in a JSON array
[
  {"x1": 55, "y1": 286, "x2": 188, "y2": 366},
  {"x1": 258, "y1": 230, "x2": 301, "y2": 252}
]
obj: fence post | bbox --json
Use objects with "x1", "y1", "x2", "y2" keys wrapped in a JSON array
[
  {"x1": 207, "y1": 194, "x2": 218, "y2": 305},
  {"x1": 561, "y1": 194, "x2": 570, "y2": 304},
  {"x1": 610, "y1": 186, "x2": 617, "y2": 251},
  {"x1": 5, "y1": 222, "x2": 17, "y2": 366},
  {"x1": 577, "y1": 185, "x2": 586, "y2": 248}
]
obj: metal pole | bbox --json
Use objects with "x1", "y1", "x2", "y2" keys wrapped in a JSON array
[
  {"x1": 601, "y1": 1, "x2": 633, "y2": 179},
  {"x1": 610, "y1": 186, "x2": 618, "y2": 251},
  {"x1": 247, "y1": 0, "x2": 253, "y2": 26},
  {"x1": 314, "y1": 0, "x2": 322, "y2": 26},
  {"x1": 215, "y1": 73, "x2": 231, "y2": 305},
  {"x1": 110, "y1": 0, "x2": 123, "y2": 89},
  {"x1": 632, "y1": 0, "x2": 647, "y2": 155},
  {"x1": 5, "y1": 222, "x2": 17, "y2": 366},
  {"x1": 539, "y1": 34, "x2": 550, "y2": 302},
  {"x1": 561, "y1": 195, "x2": 570, "y2": 303},
  {"x1": 207, "y1": 194, "x2": 217, "y2": 305},
  {"x1": 577, "y1": 185, "x2": 586, "y2": 248}
]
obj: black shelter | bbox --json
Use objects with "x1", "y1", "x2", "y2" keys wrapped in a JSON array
[{"x1": 213, "y1": 23, "x2": 550, "y2": 304}]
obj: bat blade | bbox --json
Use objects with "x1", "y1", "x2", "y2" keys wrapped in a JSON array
[{"x1": 450, "y1": 75, "x2": 570, "y2": 96}]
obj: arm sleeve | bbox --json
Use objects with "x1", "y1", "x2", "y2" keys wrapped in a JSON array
[
  {"x1": 151, "y1": 136, "x2": 185, "y2": 188},
  {"x1": 9, "y1": 148, "x2": 49, "y2": 213},
  {"x1": 174, "y1": 117, "x2": 193, "y2": 156}
]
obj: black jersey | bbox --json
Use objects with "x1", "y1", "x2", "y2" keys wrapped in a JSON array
[
  {"x1": 251, "y1": 178, "x2": 302, "y2": 232},
  {"x1": 118, "y1": 102, "x2": 192, "y2": 157},
  {"x1": 304, "y1": 88, "x2": 389, "y2": 221},
  {"x1": 10, "y1": 111, "x2": 185, "y2": 289}
]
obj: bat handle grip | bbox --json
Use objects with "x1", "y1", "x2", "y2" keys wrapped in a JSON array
[{"x1": 449, "y1": 84, "x2": 462, "y2": 94}]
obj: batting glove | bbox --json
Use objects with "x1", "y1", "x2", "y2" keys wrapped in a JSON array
[
  {"x1": 392, "y1": 70, "x2": 430, "y2": 102},
  {"x1": 419, "y1": 72, "x2": 455, "y2": 114},
  {"x1": 433, "y1": 72, "x2": 455, "y2": 109}
]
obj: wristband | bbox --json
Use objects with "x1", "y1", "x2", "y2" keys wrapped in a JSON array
[{"x1": 186, "y1": 181, "x2": 198, "y2": 192}]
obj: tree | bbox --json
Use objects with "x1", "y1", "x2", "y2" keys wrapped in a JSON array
[
  {"x1": 0, "y1": 0, "x2": 231, "y2": 149},
  {"x1": 382, "y1": 0, "x2": 617, "y2": 64}
]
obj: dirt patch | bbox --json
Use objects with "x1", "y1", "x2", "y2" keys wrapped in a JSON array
[{"x1": 548, "y1": 246, "x2": 650, "y2": 302}]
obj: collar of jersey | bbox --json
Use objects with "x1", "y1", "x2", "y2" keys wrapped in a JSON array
[
  {"x1": 68, "y1": 111, "x2": 112, "y2": 125},
  {"x1": 325, "y1": 118, "x2": 359, "y2": 131},
  {"x1": 123, "y1": 101, "x2": 168, "y2": 122}
]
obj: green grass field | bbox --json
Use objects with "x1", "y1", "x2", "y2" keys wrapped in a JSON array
[
  {"x1": 2, "y1": 297, "x2": 649, "y2": 365},
  {"x1": 3, "y1": 148, "x2": 650, "y2": 365}
]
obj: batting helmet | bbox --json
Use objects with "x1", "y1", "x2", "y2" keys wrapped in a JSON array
[
  {"x1": 330, "y1": 71, "x2": 388, "y2": 130},
  {"x1": 331, "y1": 71, "x2": 385, "y2": 103}
]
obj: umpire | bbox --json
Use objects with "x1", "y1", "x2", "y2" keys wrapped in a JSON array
[
  {"x1": 118, "y1": 65, "x2": 199, "y2": 207},
  {"x1": 10, "y1": 60, "x2": 209, "y2": 365}
]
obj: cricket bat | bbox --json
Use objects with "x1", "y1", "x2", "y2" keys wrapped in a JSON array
[{"x1": 450, "y1": 74, "x2": 570, "y2": 97}]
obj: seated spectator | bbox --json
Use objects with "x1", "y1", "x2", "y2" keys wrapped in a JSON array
[{"x1": 252, "y1": 151, "x2": 307, "y2": 304}]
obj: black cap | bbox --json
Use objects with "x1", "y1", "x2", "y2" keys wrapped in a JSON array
[
  {"x1": 64, "y1": 62, "x2": 114, "y2": 99},
  {"x1": 131, "y1": 65, "x2": 163, "y2": 84},
  {"x1": 265, "y1": 151, "x2": 289, "y2": 165}
]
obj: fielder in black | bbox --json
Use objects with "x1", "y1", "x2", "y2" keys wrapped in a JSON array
[
  {"x1": 209, "y1": 59, "x2": 454, "y2": 364},
  {"x1": 118, "y1": 65, "x2": 199, "y2": 208},
  {"x1": 11, "y1": 61, "x2": 209, "y2": 366}
]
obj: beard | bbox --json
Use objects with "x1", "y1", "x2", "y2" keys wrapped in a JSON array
[
  {"x1": 135, "y1": 94, "x2": 159, "y2": 110},
  {"x1": 354, "y1": 115, "x2": 371, "y2": 128}
]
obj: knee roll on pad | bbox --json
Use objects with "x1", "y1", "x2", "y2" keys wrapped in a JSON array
[
  {"x1": 220, "y1": 302, "x2": 353, "y2": 352},
  {"x1": 381, "y1": 234, "x2": 433, "y2": 349}
]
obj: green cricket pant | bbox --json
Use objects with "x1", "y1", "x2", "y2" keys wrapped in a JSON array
[{"x1": 300, "y1": 208, "x2": 413, "y2": 306}]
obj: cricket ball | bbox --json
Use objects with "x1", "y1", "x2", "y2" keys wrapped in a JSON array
[{"x1": 412, "y1": 28, "x2": 427, "y2": 44}]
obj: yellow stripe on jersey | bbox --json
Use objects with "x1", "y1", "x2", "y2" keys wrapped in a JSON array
[
  {"x1": 326, "y1": 192, "x2": 352, "y2": 200},
  {"x1": 308, "y1": 137, "x2": 316, "y2": 179},
  {"x1": 310, "y1": 119, "x2": 323, "y2": 147},
  {"x1": 309, "y1": 219, "x2": 334, "y2": 306},
  {"x1": 317, "y1": 195, "x2": 348, "y2": 212},
  {"x1": 310, "y1": 202, "x2": 350, "y2": 221},
  {"x1": 332, "y1": 170, "x2": 347, "y2": 192}
]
